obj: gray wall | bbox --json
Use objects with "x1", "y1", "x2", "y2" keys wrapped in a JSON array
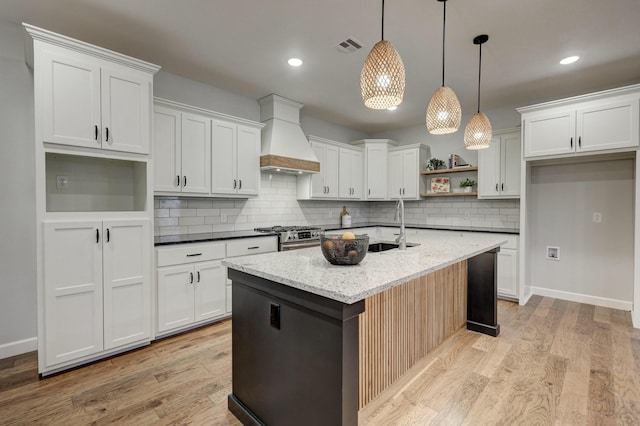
[
  {"x1": 528, "y1": 159, "x2": 634, "y2": 305},
  {"x1": 0, "y1": 21, "x2": 37, "y2": 354}
]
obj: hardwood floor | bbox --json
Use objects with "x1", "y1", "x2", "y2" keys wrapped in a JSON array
[{"x1": 1, "y1": 296, "x2": 639, "y2": 425}]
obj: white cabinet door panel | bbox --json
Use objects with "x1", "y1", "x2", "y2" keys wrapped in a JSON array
[
  {"x1": 402, "y1": 149, "x2": 418, "y2": 199},
  {"x1": 43, "y1": 221, "x2": 103, "y2": 366},
  {"x1": 325, "y1": 145, "x2": 339, "y2": 198},
  {"x1": 524, "y1": 111, "x2": 575, "y2": 158},
  {"x1": 366, "y1": 145, "x2": 387, "y2": 199},
  {"x1": 211, "y1": 120, "x2": 237, "y2": 194},
  {"x1": 101, "y1": 68, "x2": 150, "y2": 154},
  {"x1": 501, "y1": 133, "x2": 521, "y2": 197},
  {"x1": 388, "y1": 151, "x2": 402, "y2": 199},
  {"x1": 157, "y1": 265, "x2": 195, "y2": 333},
  {"x1": 497, "y1": 249, "x2": 518, "y2": 299},
  {"x1": 577, "y1": 99, "x2": 639, "y2": 152},
  {"x1": 153, "y1": 107, "x2": 181, "y2": 192},
  {"x1": 478, "y1": 137, "x2": 500, "y2": 197},
  {"x1": 41, "y1": 49, "x2": 101, "y2": 148},
  {"x1": 194, "y1": 261, "x2": 226, "y2": 322},
  {"x1": 236, "y1": 125, "x2": 260, "y2": 196},
  {"x1": 181, "y1": 113, "x2": 211, "y2": 194},
  {"x1": 103, "y1": 220, "x2": 150, "y2": 350},
  {"x1": 310, "y1": 143, "x2": 326, "y2": 197}
]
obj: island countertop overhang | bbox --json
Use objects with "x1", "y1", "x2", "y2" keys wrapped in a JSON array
[{"x1": 223, "y1": 233, "x2": 507, "y2": 304}]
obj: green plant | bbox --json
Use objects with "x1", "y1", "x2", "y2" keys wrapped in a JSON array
[
  {"x1": 426, "y1": 158, "x2": 446, "y2": 171},
  {"x1": 459, "y1": 178, "x2": 476, "y2": 188}
]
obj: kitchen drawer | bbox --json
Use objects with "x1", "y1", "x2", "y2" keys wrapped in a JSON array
[
  {"x1": 226, "y1": 236, "x2": 278, "y2": 258},
  {"x1": 157, "y1": 242, "x2": 226, "y2": 267}
]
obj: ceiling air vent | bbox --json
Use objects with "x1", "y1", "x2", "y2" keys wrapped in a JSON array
[{"x1": 336, "y1": 37, "x2": 364, "y2": 54}]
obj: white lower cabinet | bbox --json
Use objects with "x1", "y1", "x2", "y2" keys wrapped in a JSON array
[
  {"x1": 156, "y1": 242, "x2": 226, "y2": 334},
  {"x1": 43, "y1": 219, "x2": 150, "y2": 368},
  {"x1": 496, "y1": 235, "x2": 519, "y2": 300}
]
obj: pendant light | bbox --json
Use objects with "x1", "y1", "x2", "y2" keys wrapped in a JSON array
[
  {"x1": 361, "y1": 0, "x2": 406, "y2": 110},
  {"x1": 464, "y1": 34, "x2": 492, "y2": 150},
  {"x1": 426, "y1": 0, "x2": 461, "y2": 134}
]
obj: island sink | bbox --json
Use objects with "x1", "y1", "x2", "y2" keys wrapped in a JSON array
[{"x1": 368, "y1": 242, "x2": 420, "y2": 252}]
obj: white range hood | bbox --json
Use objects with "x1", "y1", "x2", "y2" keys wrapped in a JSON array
[{"x1": 258, "y1": 94, "x2": 320, "y2": 174}]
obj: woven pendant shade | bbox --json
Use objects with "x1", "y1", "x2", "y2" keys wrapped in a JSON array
[
  {"x1": 464, "y1": 112, "x2": 492, "y2": 149},
  {"x1": 361, "y1": 40, "x2": 406, "y2": 109},
  {"x1": 426, "y1": 86, "x2": 461, "y2": 134}
]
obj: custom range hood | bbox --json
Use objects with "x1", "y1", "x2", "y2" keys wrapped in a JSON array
[{"x1": 258, "y1": 94, "x2": 320, "y2": 174}]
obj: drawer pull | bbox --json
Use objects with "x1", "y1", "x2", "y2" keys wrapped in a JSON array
[
  {"x1": 247, "y1": 246, "x2": 260, "y2": 250},
  {"x1": 197, "y1": 271, "x2": 200, "y2": 282},
  {"x1": 190, "y1": 272, "x2": 194, "y2": 284},
  {"x1": 186, "y1": 253, "x2": 203, "y2": 257}
]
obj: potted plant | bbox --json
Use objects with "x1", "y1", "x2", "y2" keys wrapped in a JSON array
[
  {"x1": 459, "y1": 178, "x2": 476, "y2": 193},
  {"x1": 426, "y1": 158, "x2": 446, "y2": 171}
]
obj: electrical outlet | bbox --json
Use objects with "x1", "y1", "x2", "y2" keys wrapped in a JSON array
[
  {"x1": 221, "y1": 212, "x2": 228, "y2": 223},
  {"x1": 592, "y1": 212, "x2": 602, "y2": 223},
  {"x1": 56, "y1": 175, "x2": 68, "y2": 189},
  {"x1": 546, "y1": 246, "x2": 560, "y2": 260}
]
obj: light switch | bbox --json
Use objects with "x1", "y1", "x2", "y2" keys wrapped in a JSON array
[{"x1": 592, "y1": 212, "x2": 602, "y2": 223}]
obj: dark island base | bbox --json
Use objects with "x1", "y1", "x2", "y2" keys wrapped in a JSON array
[
  {"x1": 227, "y1": 269, "x2": 364, "y2": 426},
  {"x1": 467, "y1": 248, "x2": 501, "y2": 337}
]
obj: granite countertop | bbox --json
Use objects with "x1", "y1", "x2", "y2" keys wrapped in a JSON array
[
  {"x1": 154, "y1": 229, "x2": 277, "y2": 246},
  {"x1": 223, "y1": 232, "x2": 507, "y2": 304}
]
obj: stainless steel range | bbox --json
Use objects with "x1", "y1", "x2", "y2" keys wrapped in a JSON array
[{"x1": 254, "y1": 226, "x2": 322, "y2": 251}]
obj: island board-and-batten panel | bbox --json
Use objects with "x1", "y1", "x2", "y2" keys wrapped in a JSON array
[{"x1": 358, "y1": 260, "x2": 468, "y2": 409}]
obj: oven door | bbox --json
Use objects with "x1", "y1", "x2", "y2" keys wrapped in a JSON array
[{"x1": 280, "y1": 240, "x2": 320, "y2": 251}]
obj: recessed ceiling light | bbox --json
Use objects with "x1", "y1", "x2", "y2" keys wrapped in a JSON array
[
  {"x1": 560, "y1": 56, "x2": 580, "y2": 65},
  {"x1": 387, "y1": 105, "x2": 398, "y2": 111},
  {"x1": 288, "y1": 58, "x2": 303, "y2": 67}
]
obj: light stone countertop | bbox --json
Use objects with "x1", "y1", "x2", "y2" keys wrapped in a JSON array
[{"x1": 223, "y1": 232, "x2": 508, "y2": 305}]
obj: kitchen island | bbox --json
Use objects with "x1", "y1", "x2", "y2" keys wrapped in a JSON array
[{"x1": 223, "y1": 232, "x2": 506, "y2": 426}]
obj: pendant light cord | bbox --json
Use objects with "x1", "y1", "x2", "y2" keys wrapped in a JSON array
[
  {"x1": 477, "y1": 42, "x2": 482, "y2": 113},
  {"x1": 441, "y1": 0, "x2": 446, "y2": 87},
  {"x1": 381, "y1": 0, "x2": 385, "y2": 40}
]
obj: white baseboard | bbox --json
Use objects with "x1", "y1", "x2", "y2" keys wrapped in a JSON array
[
  {"x1": 519, "y1": 287, "x2": 533, "y2": 306},
  {"x1": 531, "y1": 286, "x2": 632, "y2": 311},
  {"x1": 633, "y1": 309, "x2": 640, "y2": 329},
  {"x1": 0, "y1": 337, "x2": 37, "y2": 360}
]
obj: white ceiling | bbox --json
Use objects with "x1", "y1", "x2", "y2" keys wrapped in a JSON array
[{"x1": 2, "y1": 0, "x2": 640, "y2": 133}]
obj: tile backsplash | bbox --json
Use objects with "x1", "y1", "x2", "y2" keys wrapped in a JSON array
[{"x1": 154, "y1": 173, "x2": 519, "y2": 236}]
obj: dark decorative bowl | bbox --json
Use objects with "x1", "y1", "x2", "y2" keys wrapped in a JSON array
[{"x1": 320, "y1": 233, "x2": 369, "y2": 265}]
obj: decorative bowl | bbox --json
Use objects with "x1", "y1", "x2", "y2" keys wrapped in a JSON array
[{"x1": 320, "y1": 232, "x2": 369, "y2": 265}]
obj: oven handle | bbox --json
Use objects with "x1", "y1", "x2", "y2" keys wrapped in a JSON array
[{"x1": 280, "y1": 241, "x2": 320, "y2": 251}]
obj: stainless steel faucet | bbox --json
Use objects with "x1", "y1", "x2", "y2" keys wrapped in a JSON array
[{"x1": 394, "y1": 198, "x2": 407, "y2": 250}]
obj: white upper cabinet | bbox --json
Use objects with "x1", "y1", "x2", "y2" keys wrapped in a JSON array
[
  {"x1": 478, "y1": 130, "x2": 521, "y2": 199},
  {"x1": 521, "y1": 87, "x2": 640, "y2": 159},
  {"x1": 363, "y1": 142, "x2": 390, "y2": 200},
  {"x1": 153, "y1": 99, "x2": 263, "y2": 198},
  {"x1": 388, "y1": 144, "x2": 428, "y2": 200},
  {"x1": 339, "y1": 147, "x2": 363, "y2": 199},
  {"x1": 211, "y1": 120, "x2": 261, "y2": 196},
  {"x1": 298, "y1": 137, "x2": 339, "y2": 199},
  {"x1": 181, "y1": 113, "x2": 211, "y2": 193},
  {"x1": 38, "y1": 43, "x2": 154, "y2": 154},
  {"x1": 153, "y1": 106, "x2": 211, "y2": 194}
]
